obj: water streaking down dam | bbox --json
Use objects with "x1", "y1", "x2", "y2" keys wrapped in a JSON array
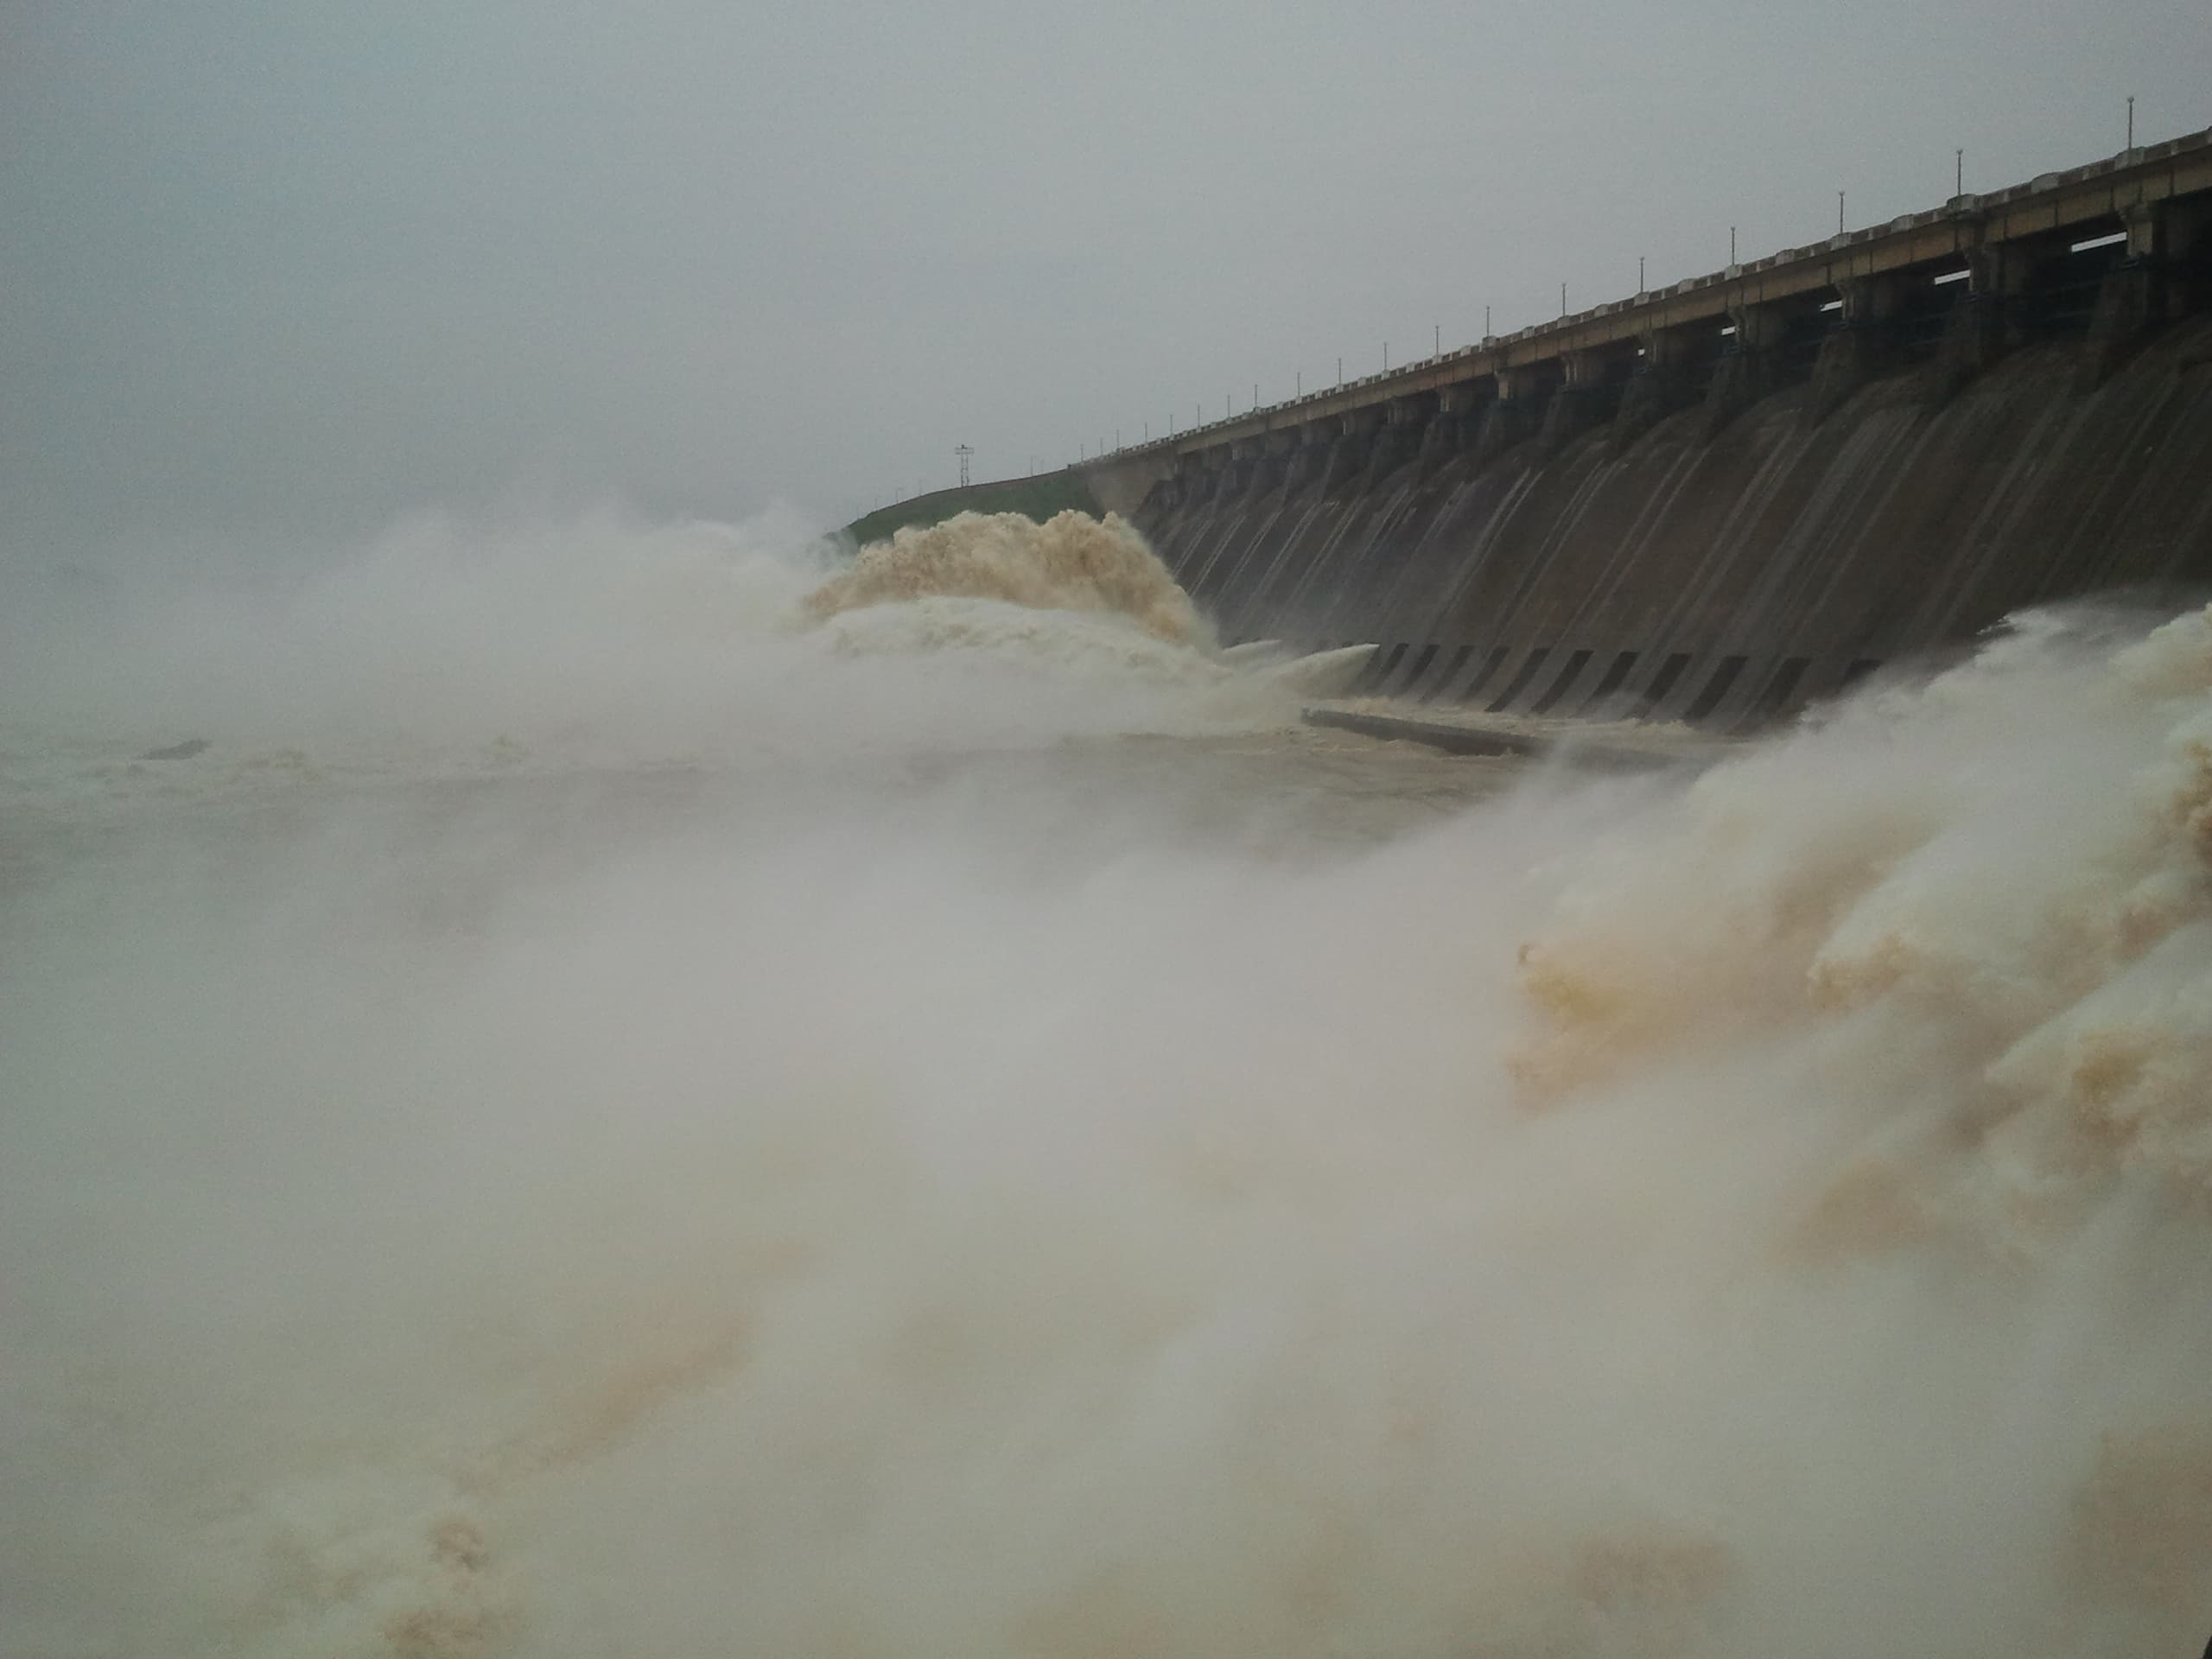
[{"x1": 1067, "y1": 127, "x2": 2212, "y2": 728}]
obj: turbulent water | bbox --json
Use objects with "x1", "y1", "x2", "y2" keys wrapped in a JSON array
[
  {"x1": 3, "y1": 507, "x2": 2209, "y2": 1657},
  {"x1": 804, "y1": 510, "x2": 1211, "y2": 647}
]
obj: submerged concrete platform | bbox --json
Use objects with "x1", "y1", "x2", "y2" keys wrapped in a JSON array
[{"x1": 1301, "y1": 701, "x2": 1733, "y2": 772}]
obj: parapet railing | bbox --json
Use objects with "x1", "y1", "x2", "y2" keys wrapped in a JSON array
[{"x1": 1077, "y1": 125, "x2": 2212, "y2": 467}]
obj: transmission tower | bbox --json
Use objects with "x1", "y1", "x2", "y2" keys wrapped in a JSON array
[{"x1": 954, "y1": 443, "x2": 974, "y2": 487}]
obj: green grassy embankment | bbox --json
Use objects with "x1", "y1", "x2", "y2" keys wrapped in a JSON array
[{"x1": 842, "y1": 470, "x2": 1103, "y2": 547}]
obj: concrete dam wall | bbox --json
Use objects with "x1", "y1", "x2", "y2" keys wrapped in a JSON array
[{"x1": 1079, "y1": 129, "x2": 2212, "y2": 728}]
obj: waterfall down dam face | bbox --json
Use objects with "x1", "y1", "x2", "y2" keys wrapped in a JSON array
[
  {"x1": 1128, "y1": 315, "x2": 2212, "y2": 728},
  {"x1": 1085, "y1": 133, "x2": 2212, "y2": 728}
]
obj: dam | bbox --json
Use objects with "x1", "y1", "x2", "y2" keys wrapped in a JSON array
[{"x1": 1065, "y1": 126, "x2": 2212, "y2": 728}]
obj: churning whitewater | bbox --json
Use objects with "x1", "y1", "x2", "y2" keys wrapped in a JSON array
[{"x1": 2, "y1": 508, "x2": 2209, "y2": 1657}]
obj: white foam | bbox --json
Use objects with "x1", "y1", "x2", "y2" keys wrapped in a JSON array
[{"x1": 5, "y1": 523, "x2": 2210, "y2": 1656}]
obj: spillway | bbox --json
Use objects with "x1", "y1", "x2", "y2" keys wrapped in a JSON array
[{"x1": 1083, "y1": 129, "x2": 2212, "y2": 728}]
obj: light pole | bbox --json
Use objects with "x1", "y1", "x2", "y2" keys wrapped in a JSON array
[
  {"x1": 1730, "y1": 225, "x2": 1737, "y2": 265},
  {"x1": 1955, "y1": 148, "x2": 1963, "y2": 196},
  {"x1": 1638, "y1": 254, "x2": 1645, "y2": 294},
  {"x1": 1838, "y1": 190, "x2": 1846, "y2": 233},
  {"x1": 2127, "y1": 95, "x2": 2135, "y2": 150},
  {"x1": 1560, "y1": 282, "x2": 1567, "y2": 316},
  {"x1": 1484, "y1": 304, "x2": 1491, "y2": 339}
]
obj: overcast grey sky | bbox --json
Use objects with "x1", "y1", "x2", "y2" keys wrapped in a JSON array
[{"x1": 4, "y1": 0, "x2": 2207, "y2": 554}]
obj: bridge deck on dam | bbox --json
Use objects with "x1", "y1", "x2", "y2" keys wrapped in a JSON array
[{"x1": 1076, "y1": 127, "x2": 2212, "y2": 730}]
